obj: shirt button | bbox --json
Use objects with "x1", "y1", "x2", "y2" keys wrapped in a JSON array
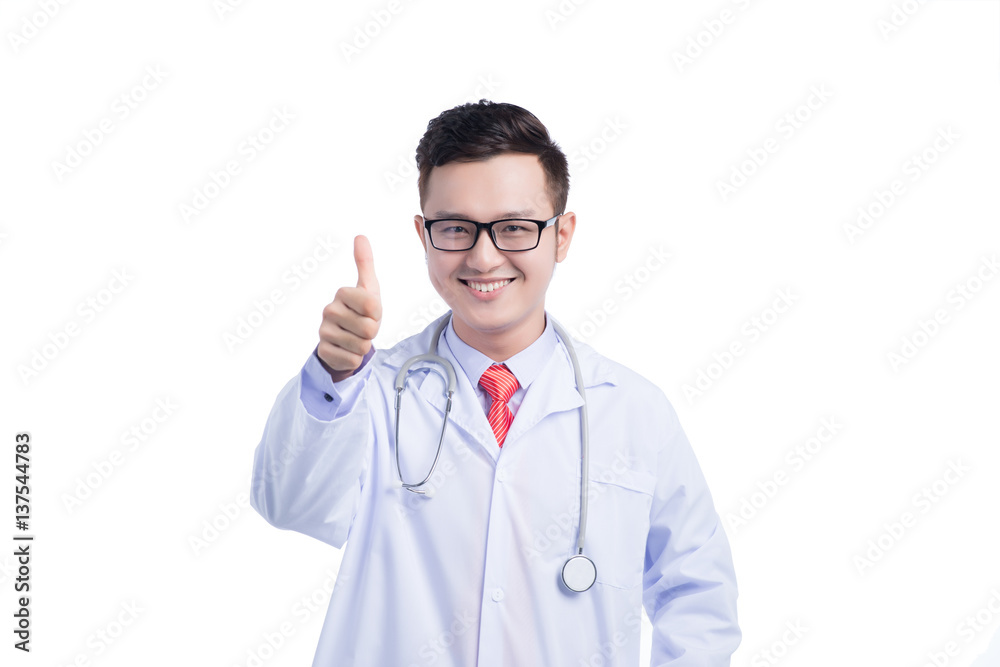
[{"x1": 491, "y1": 588, "x2": 504, "y2": 602}]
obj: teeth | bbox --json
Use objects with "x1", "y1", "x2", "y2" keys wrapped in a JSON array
[{"x1": 466, "y1": 279, "x2": 512, "y2": 293}]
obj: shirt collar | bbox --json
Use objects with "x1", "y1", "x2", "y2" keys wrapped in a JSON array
[{"x1": 443, "y1": 312, "x2": 557, "y2": 391}]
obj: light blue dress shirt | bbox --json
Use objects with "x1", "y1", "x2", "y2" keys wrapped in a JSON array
[{"x1": 253, "y1": 311, "x2": 741, "y2": 666}]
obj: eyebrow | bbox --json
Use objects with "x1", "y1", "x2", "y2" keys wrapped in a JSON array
[{"x1": 430, "y1": 209, "x2": 537, "y2": 220}]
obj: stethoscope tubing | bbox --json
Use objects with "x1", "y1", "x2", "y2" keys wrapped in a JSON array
[{"x1": 392, "y1": 311, "x2": 594, "y2": 591}]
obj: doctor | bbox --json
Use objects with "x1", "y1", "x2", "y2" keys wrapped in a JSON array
[{"x1": 250, "y1": 100, "x2": 740, "y2": 666}]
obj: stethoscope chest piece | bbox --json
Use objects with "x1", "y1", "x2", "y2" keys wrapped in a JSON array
[{"x1": 561, "y1": 554, "x2": 597, "y2": 592}]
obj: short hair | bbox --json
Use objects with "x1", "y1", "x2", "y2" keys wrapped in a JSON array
[{"x1": 415, "y1": 100, "x2": 569, "y2": 217}]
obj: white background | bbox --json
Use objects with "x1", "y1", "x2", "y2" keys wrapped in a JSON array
[{"x1": 2, "y1": 1, "x2": 999, "y2": 665}]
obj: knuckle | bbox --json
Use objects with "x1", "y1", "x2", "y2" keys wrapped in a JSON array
[{"x1": 318, "y1": 322, "x2": 337, "y2": 343}]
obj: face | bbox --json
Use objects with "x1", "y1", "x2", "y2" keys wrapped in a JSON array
[{"x1": 414, "y1": 152, "x2": 575, "y2": 354}]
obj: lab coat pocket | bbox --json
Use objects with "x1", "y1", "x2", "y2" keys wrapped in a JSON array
[{"x1": 582, "y1": 465, "x2": 657, "y2": 591}]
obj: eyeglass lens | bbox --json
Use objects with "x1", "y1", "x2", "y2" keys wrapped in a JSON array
[{"x1": 429, "y1": 220, "x2": 539, "y2": 251}]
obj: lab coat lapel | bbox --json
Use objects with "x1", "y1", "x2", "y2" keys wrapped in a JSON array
[
  {"x1": 415, "y1": 355, "x2": 498, "y2": 460},
  {"x1": 502, "y1": 324, "x2": 619, "y2": 446}
]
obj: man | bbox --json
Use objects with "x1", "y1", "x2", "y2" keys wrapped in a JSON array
[{"x1": 250, "y1": 100, "x2": 740, "y2": 665}]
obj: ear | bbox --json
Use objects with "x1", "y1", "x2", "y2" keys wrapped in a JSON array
[
  {"x1": 555, "y1": 212, "x2": 576, "y2": 263},
  {"x1": 414, "y1": 215, "x2": 428, "y2": 254}
]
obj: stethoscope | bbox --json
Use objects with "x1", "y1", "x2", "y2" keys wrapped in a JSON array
[{"x1": 392, "y1": 312, "x2": 597, "y2": 593}]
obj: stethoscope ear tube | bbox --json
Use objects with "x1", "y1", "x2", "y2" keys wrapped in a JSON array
[
  {"x1": 394, "y1": 353, "x2": 457, "y2": 394},
  {"x1": 394, "y1": 351, "x2": 456, "y2": 494}
]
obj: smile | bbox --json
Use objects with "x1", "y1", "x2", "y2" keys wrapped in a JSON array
[{"x1": 461, "y1": 278, "x2": 513, "y2": 293}]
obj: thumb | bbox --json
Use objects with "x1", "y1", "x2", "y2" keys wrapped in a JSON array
[{"x1": 354, "y1": 235, "x2": 380, "y2": 296}]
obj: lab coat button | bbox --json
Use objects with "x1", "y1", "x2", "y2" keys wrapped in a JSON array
[
  {"x1": 324, "y1": 393, "x2": 333, "y2": 402},
  {"x1": 491, "y1": 588, "x2": 504, "y2": 602},
  {"x1": 496, "y1": 468, "x2": 506, "y2": 482}
]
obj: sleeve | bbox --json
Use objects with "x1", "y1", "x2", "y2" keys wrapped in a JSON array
[
  {"x1": 642, "y1": 392, "x2": 741, "y2": 666},
  {"x1": 249, "y1": 346, "x2": 377, "y2": 549},
  {"x1": 300, "y1": 344, "x2": 375, "y2": 420}
]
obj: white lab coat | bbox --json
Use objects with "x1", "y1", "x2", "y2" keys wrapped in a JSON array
[{"x1": 250, "y1": 312, "x2": 740, "y2": 666}]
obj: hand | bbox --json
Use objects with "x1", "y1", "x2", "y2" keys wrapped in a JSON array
[{"x1": 317, "y1": 235, "x2": 382, "y2": 382}]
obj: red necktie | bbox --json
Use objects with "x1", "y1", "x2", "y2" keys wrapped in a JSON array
[{"x1": 479, "y1": 364, "x2": 519, "y2": 448}]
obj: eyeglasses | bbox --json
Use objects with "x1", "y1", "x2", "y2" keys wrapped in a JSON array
[{"x1": 423, "y1": 214, "x2": 561, "y2": 252}]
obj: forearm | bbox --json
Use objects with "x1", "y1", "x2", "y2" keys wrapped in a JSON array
[{"x1": 250, "y1": 357, "x2": 374, "y2": 548}]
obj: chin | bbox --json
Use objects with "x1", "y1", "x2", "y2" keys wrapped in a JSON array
[{"x1": 454, "y1": 307, "x2": 515, "y2": 332}]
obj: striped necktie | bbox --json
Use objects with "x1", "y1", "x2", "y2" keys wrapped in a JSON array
[{"x1": 478, "y1": 363, "x2": 519, "y2": 448}]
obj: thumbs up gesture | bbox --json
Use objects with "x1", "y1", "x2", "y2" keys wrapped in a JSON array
[{"x1": 317, "y1": 235, "x2": 382, "y2": 382}]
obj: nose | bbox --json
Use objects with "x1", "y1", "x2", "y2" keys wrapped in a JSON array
[{"x1": 465, "y1": 226, "x2": 506, "y2": 271}]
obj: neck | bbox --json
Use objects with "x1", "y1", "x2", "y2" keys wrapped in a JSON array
[{"x1": 452, "y1": 309, "x2": 546, "y2": 362}]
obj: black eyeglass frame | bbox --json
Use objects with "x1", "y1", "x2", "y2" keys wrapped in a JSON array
[{"x1": 422, "y1": 213, "x2": 562, "y2": 252}]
